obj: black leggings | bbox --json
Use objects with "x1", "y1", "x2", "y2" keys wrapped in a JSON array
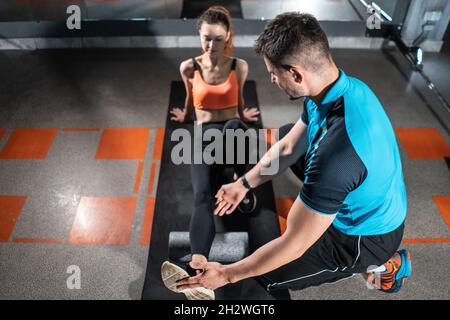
[{"x1": 190, "y1": 118, "x2": 253, "y2": 257}]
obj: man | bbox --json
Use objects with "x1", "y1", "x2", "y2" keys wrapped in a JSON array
[{"x1": 177, "y1": 12, "x2": 411, "y2": 295}]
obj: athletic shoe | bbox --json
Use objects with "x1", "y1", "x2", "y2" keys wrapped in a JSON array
[
  {"x1": 368, "y1": 249, "x2": 412, "y2": 293},
  {"x1": 161, "y1": 261, "x2": 215, "y2": 300}
]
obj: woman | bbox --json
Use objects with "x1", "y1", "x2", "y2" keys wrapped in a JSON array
[{"x1": 161, "y1": 6, "x2": 259, "y2": 300}]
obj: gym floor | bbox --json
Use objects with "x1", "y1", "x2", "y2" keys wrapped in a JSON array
[{"x1": 0, "y1": 45, "x2": 449, "y2": 299}]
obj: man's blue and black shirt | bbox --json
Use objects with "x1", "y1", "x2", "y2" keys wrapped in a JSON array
[{"x1": 299, "y1": 69, "x2": 407, "y2": 236}]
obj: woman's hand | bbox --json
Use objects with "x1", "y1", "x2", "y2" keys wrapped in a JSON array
[
  {"x1": 242, "y1": 107, "x2": 260, "y2": 122},
  {"x1": 170, "y1": 107, "x2": 186, "y2": 123},
  {"x1": 214, "y1": 180, "x2": 248, "y2": 216}
]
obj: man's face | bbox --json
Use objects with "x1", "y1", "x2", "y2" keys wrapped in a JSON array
[{"x1": 264, "y1": 56, "x2": 305, "y2": 100}]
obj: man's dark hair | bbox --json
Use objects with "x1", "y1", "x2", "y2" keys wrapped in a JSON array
[{"x1": 254, "y1": 12, "x2": 331, "y2": 71}]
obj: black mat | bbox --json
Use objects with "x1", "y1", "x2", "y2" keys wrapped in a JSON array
[
  {"x1": 141, "y1": 81, "x2": 290, "y2": 300},
  {"x1": 181, "y1": 0, "x2": 243, "y2": 19}
]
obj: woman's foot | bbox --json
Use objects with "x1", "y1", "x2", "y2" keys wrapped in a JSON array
[
  {"x1": 190, "y1": 254, "x2": 208, "y2": 273},
  {"x1": 161, "y1": 261, "x2": 215, "y2": 300}
]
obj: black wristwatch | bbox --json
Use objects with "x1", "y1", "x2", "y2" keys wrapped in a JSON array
[{"x1": 240, "y1": 175, "x2": 252, "y2": 190}]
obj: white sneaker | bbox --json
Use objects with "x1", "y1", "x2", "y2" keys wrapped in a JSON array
[{"x1": 161, "y1": 261, "x2": 215, "y2": 300}]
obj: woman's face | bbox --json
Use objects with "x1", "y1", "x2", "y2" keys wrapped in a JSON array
[{"x1": 199, "y1": 22, "x2": 229, "y2": 56}]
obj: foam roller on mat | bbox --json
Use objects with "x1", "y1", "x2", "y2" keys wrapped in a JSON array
[{"x1": 169, "y1": 232, "x2": 249, "y2": 264}]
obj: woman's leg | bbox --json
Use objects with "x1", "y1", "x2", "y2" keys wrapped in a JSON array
[
  {"x1": 222, "y1": 118, "x2": 251, "y2": 177},
  {"x1": 189, "y1": 122, "x2": 225, "y2": 264},
  {"x1": 190, "y1": 161, "x2": 216, "y2": 261}
]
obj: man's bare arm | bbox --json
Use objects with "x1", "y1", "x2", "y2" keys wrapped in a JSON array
[{"x1": 224, "y1": 198, "x2": 335, "y2": 282}]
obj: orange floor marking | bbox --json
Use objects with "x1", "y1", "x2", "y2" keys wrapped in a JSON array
[
  {"x1": 153, "y1": 128, "x2": 165, "y2": 161},
  {"x1": 432, "y1": 196, "x2": 450, "y2": 230},
  {"x1": 95, "y1": 128, "x2": 149, "y2": 160},
  {"x1": 134, "y1": 161, "x2": 144, "y2": 194},
  {"x1": 279, "y1": 216, "x2": 287, "y2": 235},
  {"x1": 0, "y1": 128, "x2": 57, "y2": 159},
  {"x1": 0, "y1": 196, "x2": 27, "y2": 242},
  {"x1": 275, "y1": 197, "x2": 295, "y2": 219},
  {"x1": 13, "y1": 238, "x2": 63, "y2": 244},
  {"x1": 265, "y1": 128, "x2": 272, "y2": 149},
  {"x1": 402, "y1": 238, "x2": 450, "y2": 244},
  {"x1": 140, "y1": 197, "x2": 156, "y2": 246},
  {"x1": 395, "y1": 128, "x2": 450, "y2": 160},
  {"x1": 147, "y1": 162, "x2": 157, "y2": 194},
  {"x1": 68, "y1": 197, "x2": 137, "y2": 245},
  {"x1": 0, "y1": 128, "x2": 6, "y2": 141},
  {"x1": 266, "y1": 128, "x2": 279, "y2": 149},
  {"x1": 276, "y1": 197, "x2": 294, "y2": 235},
  {"x1": 265, "y1": 129, "x2": 271, "y2": 148}
]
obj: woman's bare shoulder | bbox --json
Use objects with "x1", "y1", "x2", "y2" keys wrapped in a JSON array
[
  {"x1": 180, "y1": 58, "x2": 196, "y2": 77},
  {"x1": 234, "y1": 57, "x2": 249, "y2": 78}
]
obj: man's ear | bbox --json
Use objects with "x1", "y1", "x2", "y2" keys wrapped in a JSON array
[{"x1": 291, "y1": 67, "x2": 302, "y2": 83}]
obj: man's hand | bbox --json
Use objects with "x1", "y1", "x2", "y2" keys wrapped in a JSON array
[
  {"x1": 214, "y1": 180, "x2": 248, "y2": 216},
  {"x1": 176, "y1": 262, "x2": 230, "y2": 291},
  {"x1": 170, "y1": 107, "x2": 186, "y2": 123},
  {"x1": 242, "y1": 107, "x2": 260, "y2": 122}
]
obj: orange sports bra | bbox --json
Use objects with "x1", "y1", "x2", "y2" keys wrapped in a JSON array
[{"x1": 192, "y1": 58, "x2": 239, "y2": 110}]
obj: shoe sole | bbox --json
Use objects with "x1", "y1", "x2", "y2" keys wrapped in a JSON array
[{"x1": 161, "y1": 261, "x2": 215, "y2": 300}]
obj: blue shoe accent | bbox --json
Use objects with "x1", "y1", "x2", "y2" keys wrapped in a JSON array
[{"x1": 395, "y1": 249, "x2": 412, "y2": 281}]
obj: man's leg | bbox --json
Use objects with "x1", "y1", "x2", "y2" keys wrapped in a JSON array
[
  {"x1": 256, "y1": 225, "x2": 360, "y2": 292},
  {"x1": 256, "y1": 223, "x2": 406, "y2": 292},
  {"x1": 359, "y1": 224, "x2": 411, "y2": 293}
]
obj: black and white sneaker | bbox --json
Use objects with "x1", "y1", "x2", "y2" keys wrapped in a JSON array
[{"x1": 161, "y1": 261, "x2": 215, "y2": 300}]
